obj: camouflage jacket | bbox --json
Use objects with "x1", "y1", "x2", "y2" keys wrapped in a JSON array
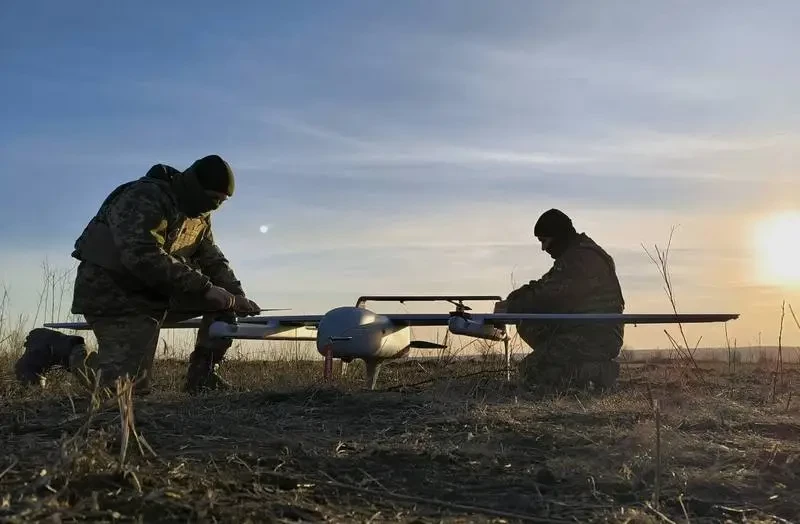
[
  {"x1": 70, "y1": 164, "x2": 244, "y2": 316},
  {"x1": 506, "y1": 233, "x2": 625, "y2": 360}
]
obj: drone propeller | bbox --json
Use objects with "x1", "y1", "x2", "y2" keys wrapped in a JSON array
[{"x1": 445, "y1": 298, "x2": 472, "y2": 311}]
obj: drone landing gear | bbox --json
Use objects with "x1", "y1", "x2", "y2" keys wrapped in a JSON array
[
  {"x1": 322, "y1": 349, "x2": 382, "y2": 390},
  {"x1": 363, "y1": 357, "x2": 382, "y2": 390}
]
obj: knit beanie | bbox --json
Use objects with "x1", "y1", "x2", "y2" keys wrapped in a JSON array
[
  {"x1": 192, "y1": 155, "x2": 235, "y2": 196},
  {"x1": 534, "y1": 208, "x2": 576, "y2": 238}
]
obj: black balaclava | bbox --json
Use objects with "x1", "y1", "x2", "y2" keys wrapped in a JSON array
[
  {"x1": 533, "y1": 208, "x2": 578, "y2": 259},
  {"x1": 173, "y1": 155, "x2": 235, "y2": 217}
]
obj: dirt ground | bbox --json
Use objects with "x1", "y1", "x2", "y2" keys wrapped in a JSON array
[{"x1": 1, "y1": 354, "x2": 799, "y2": 523}]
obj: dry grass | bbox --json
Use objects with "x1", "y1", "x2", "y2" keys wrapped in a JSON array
[
  {"x1": 1, "y1": 353, "x2": 799, "y2": 523},
  {"x1": 2, "y1": 237, "x2": 799, "y2": 522}
]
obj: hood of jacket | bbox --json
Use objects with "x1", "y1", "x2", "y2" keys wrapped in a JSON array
[{"x1": 143, "y1": 163, "x2": 220, "y2": 218}]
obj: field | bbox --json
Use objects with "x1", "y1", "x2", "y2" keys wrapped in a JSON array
[
  {"x1": 1, "y1": 350, "x2": 799, "y2": 523},
  {"x1": 2, "y1": 258, "x2": 799, "y2": 522}
]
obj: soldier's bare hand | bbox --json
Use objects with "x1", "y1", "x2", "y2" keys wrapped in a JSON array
[{"x1": 204, "y1": 285, "x2": 236, "y2": 310}]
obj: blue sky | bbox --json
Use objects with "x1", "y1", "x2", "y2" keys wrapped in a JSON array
[{"x1": 3, "y1": 1, "x2": 800, "y2": 350}]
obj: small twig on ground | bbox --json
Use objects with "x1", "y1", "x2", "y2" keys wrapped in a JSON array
[
  {"x1": 678, "y1": 494, "x2": 690, "y2": 522},
  {"x1": 0, "y1": 458, "x2": 18, "y2": 481},
  {"x1": 713, "y1": 503, "x2": 795, "y2": 524},
  {"x1": 645, "y1": 501, "x2": 678, "y2": 524}
]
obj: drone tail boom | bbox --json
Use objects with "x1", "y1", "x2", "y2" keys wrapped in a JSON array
[{"x1": 355, "y1": 294, "x2": 502, "y2": 308}]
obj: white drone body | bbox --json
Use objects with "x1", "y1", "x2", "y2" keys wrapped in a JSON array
[{"x1": 45, "y1": 295, "x2": 739, "y2": 389}]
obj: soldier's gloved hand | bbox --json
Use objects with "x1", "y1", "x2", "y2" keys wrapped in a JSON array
[
  {"x1": 204, "y1": 285, "x2": 236, "y2": 310},
  {"x1": 233, "y1": 295, "x2": 261, "y2": 316},
  {"x1": 493, "y1": 300, "x2": 508, "y2": 314},
  {"x1": 245, "y1": 298, "x2": 262, "y2": 315}
]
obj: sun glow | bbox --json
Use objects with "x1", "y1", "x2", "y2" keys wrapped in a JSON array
[{"x1": 754, "y1": 211, "x2": 800, "y2": 286}]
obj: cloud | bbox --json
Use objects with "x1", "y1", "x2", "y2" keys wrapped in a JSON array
[{"x1": 3, "y1": 1, "x2": 800, "y2": 350}]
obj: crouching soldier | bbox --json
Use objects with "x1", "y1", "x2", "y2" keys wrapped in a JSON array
[
  {"x1": 15, "y1": 154, "x2": 261, "y2": 395},
  {"x1": 495, "y1": 209, "x2": 625, "y2": 391}
]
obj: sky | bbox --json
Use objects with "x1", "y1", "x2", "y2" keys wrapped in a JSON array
[{"x1": 3, "y1": 1, "x2": 800, "y2": 353}]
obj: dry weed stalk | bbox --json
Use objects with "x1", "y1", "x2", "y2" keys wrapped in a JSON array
[
  {"x1": 769, "y1": 301, "x2": 786, "y2": 403},
  {"x1": 1, "y1": 261, "x2": 81, "y2": 363},
  {"x1": 780, "y1": 301, "x2": 800, "y2": 410},
  {"x1": 8, "y1": 375, "x2": 161, "y2": 518},
  {"x1": 642, "y1": 226, "x2": 708, "y2": 387},
  {"x1": 55, "y1": 368, "x2": 157, "y2": 467},
  {"x1": 652, "y1": 399, "x2": 662, "y2": 511},
  {"x1": 115, "y1": 375, "x2": 156, "y2": 467},
  {"x1": 777, "y1": 300, "x2": 785, "y2": 377},
  {"x1": 723, "y1": 322, "x2": 737, "y2": 374},
  {"x1": 788, "y1": 302, "x2": 800, "y2": 335},
  {"x1": 31, "y1": 259, "x2": 76, "y2": 327}
]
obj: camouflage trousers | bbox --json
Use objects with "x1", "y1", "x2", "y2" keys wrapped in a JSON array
[
  {"x1": 68, "y1": 310, "x2": 232, "y2": 395},
  {"x1": 516, "y1": 323, "x2": 622, "y2": 391}
]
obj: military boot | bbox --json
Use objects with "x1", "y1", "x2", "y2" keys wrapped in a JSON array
[
  {"x1": 577, "y1": 360, "x2": 620, "y2": 391},
  {"x1": 595, "y1": 360, "x2": 620, "y2": 389},
  {"x1": 184, "y1": 348, "x2": 232, "y2": 394},
  {"x1": 15, "y1": 328, "x2": 85, "y2": 385},
  {"x1": 518, "y1": 355, "x2": 571, "y2": 392}
]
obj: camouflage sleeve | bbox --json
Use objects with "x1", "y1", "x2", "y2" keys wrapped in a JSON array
[
  {"x1": 106, "y1": 183, "x2": 213, "y2": 297},
  {"x1": 193, "y1": 226, "x2": 245, "y2": 296},
  {"x1": 505, "y1": 249, "x2": 589, "y2": 313}
]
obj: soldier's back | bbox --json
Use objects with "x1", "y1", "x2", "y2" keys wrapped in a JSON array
[
  {"x1": 69, "y1": 166, "x2": 186, "y2": 316},
  {"x1": 568, "y1": 233, "x2": 625, "y2": 314}
]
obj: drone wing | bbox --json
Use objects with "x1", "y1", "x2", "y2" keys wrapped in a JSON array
[
  {"x1": 44, "y1": 318, "x2": 222, "y2": 330},
  {"x1": 383, "y1": 312, "x2": 740, "y2": 326},
  {"x1": 43, "y1": 321, "x2": 97, "y2": 330},
  {"x1": 44, "y1": 313, "x2": 323, "y2": 341},
  {"x1": 204, "y1": 314, "x2": 323, "y2": 340}
]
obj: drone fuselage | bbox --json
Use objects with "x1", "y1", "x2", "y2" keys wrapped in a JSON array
[
  {"x1": 205, "y1": 305, "x2": 510, "y2": 363},
  {"x1": 315, "y1": 306, "x2": 412, "y2": 360}
]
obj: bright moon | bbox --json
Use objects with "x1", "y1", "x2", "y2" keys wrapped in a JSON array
[
  {"x1": 259, "y1": 225, "x2": 269, "y2": 234},
  {"x1": 754, "y1": 211, "x2": 800, "y2": 286}
]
